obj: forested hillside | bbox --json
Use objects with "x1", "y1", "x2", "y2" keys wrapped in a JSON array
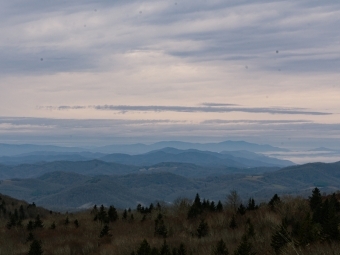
[{"x1": 1, "y1": 189, "x2": 340, "y2": 255}]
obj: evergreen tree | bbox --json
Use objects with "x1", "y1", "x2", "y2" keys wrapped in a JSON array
[
  {"x1": 74, "y1": 219, "x2": 79, "y2": 228},
  {"x1": 26, "y1": 232, "x2": 35, "y2": 242},
  {"x1": 27, "y1": 220, "x2": 34, "y2": 231},
  {"x1": 187, "y1": 193, "x2": 203, "y2": 219},
  {"x1": 100, "y1": 225, "x2": 110, "y2": 237},
  {"x1": 246, "y1": 219, "x2": 255, "y2": 238},
  {"x1": 160, "y1": 240, "x2": 171, "y2": 255},
  {"x1": 123, "y1": 209, "x2": 128, "y2": 220},
  {"x1": 247, "y1": 198, "x2": 257, "y2": 211},
  {"x1": 234, "y1": 235, "x2": 256, "y2": 255},
  {"x1": 49, "y1": 222, "x2": 56, "y2": 230},
  {"x1": 34, "y1": 215, "x2": 43, "y2": 229},
  {"x1": 98, "y1": 205, "x2": 108, "y2": 224},
  {"x1": 271, "y1": 224, "x2": 291, "y2": 254},
  {"x1": 229, "y1": 215, "x2": 237, "y2": 229},
  {"x1": 108, "y1": 205, "x2": 118, "y2": 222},
  {"x1": 197, "y1": 219, "x2": 209, "y2": 238},
  {"x1": 268, "y1": 194, "x2": 281, "y2": 210},
  {"x1": 216, "y1": 201, "x2": 223, "y2": 212},
  {"x1": 28, "y1": 240, "x2": 43, "y2": 255},
  {"x1": 177, "y1": 243, "x2": 186, "y2": 255},
  {"x1": 64, "y1": 216, "x2": 70, "y2": 226},
  {"x1": 309, "y1": 187, "x2": 322, "y2": 211},
  {"x1": 213, "y1": 239, "x2": 229, "y2": 255},
  {"x1": 237, "y1": 204, "x2": 246, "y2": 215},
  {"x1": 137, "y1": 239, "x2": 152, "y2": 255},
  {"x1": 19, "y1": 205, "x2": 25, "y2": 220},
  {"x1": 155, "y1": 213, "x2": 168, "y2": 238}
]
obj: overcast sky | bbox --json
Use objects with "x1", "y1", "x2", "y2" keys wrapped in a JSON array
[{"x1": 1, "y1": 0, "x2": 340, "y2": 149}]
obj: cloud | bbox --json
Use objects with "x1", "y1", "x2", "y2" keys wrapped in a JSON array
[
  {"x1": 39, "y1": 104, "x2": 331, "y2": 116},
  {"x1": 201, "y1": 119, "x2": 313, "y2": 125},
  {"x1": 1, "y1": 0, "x2": 340, "y2": 75}
]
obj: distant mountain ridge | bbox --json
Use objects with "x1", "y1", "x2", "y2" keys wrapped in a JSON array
[
  {"x1": 100, "y1": 147, "x2": 293, "y2": 168},
  {"x1": 0, "y1": 140, "x2": 289, "y2": 157},
  {"x1": 0, "y1": 161, "x2": 339, "y2": 210}
]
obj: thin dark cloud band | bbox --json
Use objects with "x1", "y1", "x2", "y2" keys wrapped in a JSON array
[{"x1": 39, "y1": 104, "x2": 331, "y2": 115}]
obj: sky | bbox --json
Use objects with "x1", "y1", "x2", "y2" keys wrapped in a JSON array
[{"x1": 0, "y1": 0, "x2": 340, "y2": 150}]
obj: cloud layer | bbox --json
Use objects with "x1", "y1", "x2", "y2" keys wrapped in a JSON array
[{"x1": 0, "y1": 0, "x2": 340, "y2": 149}]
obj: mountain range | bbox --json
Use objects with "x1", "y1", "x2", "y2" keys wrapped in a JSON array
[{"x1": 0, "y1": 161, "x2": 339, "y2": 210}]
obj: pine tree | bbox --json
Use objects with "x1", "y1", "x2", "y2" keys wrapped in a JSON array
[
  {"x1": 268, "y1": 194, "x2": 281, "y2": 210},
  {"x1": 160, "y1": 240, "x2": 171, "y2": 255},
  {"x1": 237, "y1": 204, "x2": 246, "y2": 215},
  {"x1": 229, "y1": 215, "x2": 237, "y2": 229},
  {"x1": 27, "y1": 220, "x2": 34, "y2": 231},
  {"x1": 155, "y1": 213, "x2": 168, "y2": 238},
  {"x1": 213, "y1": 239, "x2": 229, "y2": 255},
  {"x1": 247, "y1": 198, "x2": 257, "y2": 211},
  {"x1": 28, "y1": 240, "x2": 43, "y2": 255},
  {"x1": 216, "y1": 200, "x2": 223, "y2": 212},
  {"x1": 137, "y1": 239, "x2": 152, "y2": 255},
  {"x1": 49, "y1": 222, "x2": 56, "y2": 230},
  {"x1": 234, "y1": 235, "x2": 256, "y2": 255},
  {"x1": 26, "y1": 232, "x2": 35, "y2": 242},
  {"x1": 271, "y1": 224, "x2": 291, "y2": 254},
  {"x1": 177, "y1": 243, "x2": 186, "y2": 255},
  {"x1": 100, "y1": 225, "x2": 110, "y2": 237},
  {"x1": 74, "y1": 219, "x2": 79, "y2": 228},
  {"x1": 197, "y1": 219, "x2": 209, "y2": 238},
  {"x1": 108, "y1": 205, "x2": 118, "y2": 222},
  {"x1": 309, "y1": 187, "x2": 322, "y2": 211},
  {"x1": 34, "y1": 215, "x2": 43, "y2": 228}
]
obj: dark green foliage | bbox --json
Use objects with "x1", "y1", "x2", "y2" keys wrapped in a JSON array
[
  {"x1": 137, "y1": 203, "x2": 154, "y2": 214},
  {"x1": 27, "y1": 220, "x2": 34, "y2": 231},
  {"x1": 292, "y1": 213, "x2": 316, "y2": 246},
  {"x1": 26, "y1": 232, "x2": 35, "y2": 242},
  {"x1": 247, "y1": 198, "x2": 257, "y2": 211},
  {"x1": 34, "y1": 215, "x2": 43, "y2": 228},
  {"x1": 155, "y1": 213, "x2": 168, "y2": 238},
  {"x1": 268, "y1": 194, "x2": 281, "y2": 209},
  {"x1": 6, "y1": 214, "x2": 17, "y2": 229},
  {"x1": 151, "y1": 248, "x2": 160, "y2": 255},
  {"x1": 97, "y1": 205, "x2": 109, "y2": 224},
  {"x1": 216, "y1": 201, "x2": 223, "y2": 212},
  {"x1": 19, "y1": 205, "x2": 26, "y2": 220},
  {"x1": 271, "y1": 224, "x2": 291, "y2": 254},
  {"x1": 28, "y1": 239, "x2": 43, "y2": 255},
  {"x1": 123, "y1": 209, "x2": 128, "y2": 220},
  {"x1": 237, "y1": 204, "x2": 246, "y2": 215},
  {"x1": 64, "y1": 216, "x2": 69, "y2": 226},
  {"x1": 210, "y1": 201, "x2": 216, "y2": 212},
  {"x1": 234, "y1": 235, "x2": 256, "y2": 255},
  {"x1": 309, "y1": 187, "x2": 322, "y2": 211},
  {"x1": 197, "y1": 219, "x2": 209, "y2": 238},
  {"x1": 137, "y1": 239, "x2": 152, "y2": 255},
  {"x1": 245, "y1": 219, "x2": 255, "y2": 238},
  {"x1": 319, "y1": 198, "x2": 340, "y2": 240},
  {"x1": 74, "y1": 219, "x2": 79, "y2": 228},
  {"x1": 49, "y1": 222, "x2": 56, "y2": 229},
  {"x1": 187, "y1": 194, "x2": 203, "y2": 219},
  {"x1": 213, "y1": 239, "x2": 229, "y2": 255},
  {"x1": 160, "y1": 240, "x2": 171, "y2": 255},
  {"x1": 172, "y1": 246, "x2": 186, "y2": 255},
  {"x1": 229, "y1": 214, "x2": 237, "y2": 229},
  {"x1": 100, "y1": 225, "x2": 110, "y2": 237},
  {"x1": 108, "y1": 205, "x2": 118, "y2": 222}
]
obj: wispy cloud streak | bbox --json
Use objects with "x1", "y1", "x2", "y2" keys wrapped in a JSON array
[{"x1": 38, "y1": 104, "x2": 331, "y2": 116}]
